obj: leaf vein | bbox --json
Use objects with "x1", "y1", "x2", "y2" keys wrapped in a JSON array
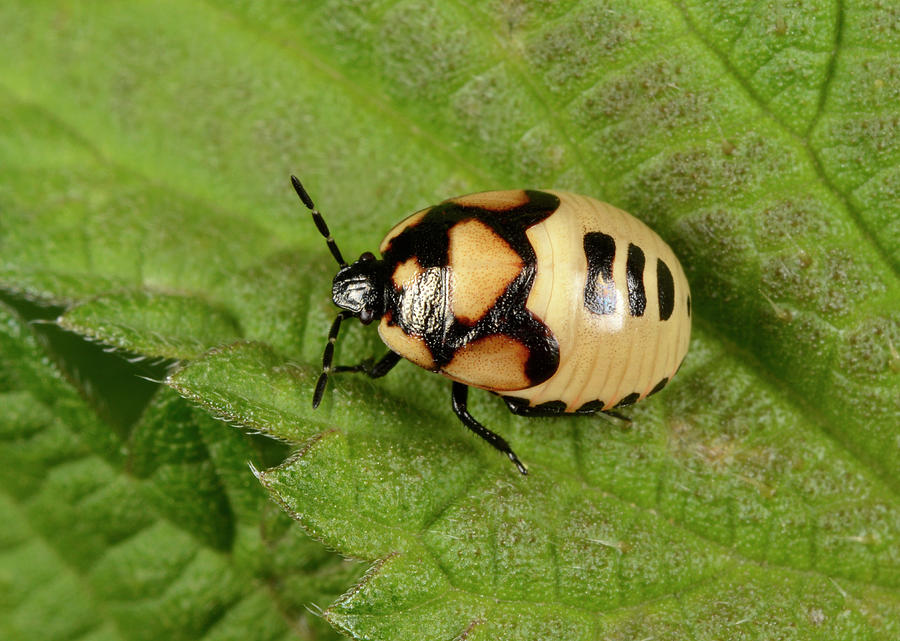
[{"x1": 669, "y1": 0, "x2": 898, "y2": 277}]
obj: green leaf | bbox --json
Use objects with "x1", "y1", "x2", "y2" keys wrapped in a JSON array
[
  {"x1": 1, "y1": 1, "x2": 898, "y2": 640},
  {"x1": 58, "y1": 291, "x2": 243, "y2": 360},
  {"x1": 0, "y1": 303, "x2": 357, "y2": 640},
  {"x1": 0, "y1": 492, "x2": 124, "y2": 641}
]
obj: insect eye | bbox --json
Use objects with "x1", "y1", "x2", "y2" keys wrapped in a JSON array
[
  {"x1": 359, "y1": 308, "x2": 374, "y2": 325},
  {"x1": 360, "y1": 251, "x2": 376, "y2": 262}
]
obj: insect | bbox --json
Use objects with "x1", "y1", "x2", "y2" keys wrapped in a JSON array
[{"x1": 292, "y1": 176, "x2": 691, "y2": 474}]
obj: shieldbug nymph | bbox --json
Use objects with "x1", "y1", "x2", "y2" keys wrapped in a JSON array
[{"x1": 292, "y1": 176, "x2": 691, "y2": 474}]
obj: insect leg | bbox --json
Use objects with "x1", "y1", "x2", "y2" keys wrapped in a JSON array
[
  {"x1": 451, "y1": 382, "x2": 527, "y2": 475},
  {"x1": 333, "y1": 351, "x2": 401, "y2": 378},
  {"x1": 312, "y1": 310, "x2": 351, "y2": 408}
]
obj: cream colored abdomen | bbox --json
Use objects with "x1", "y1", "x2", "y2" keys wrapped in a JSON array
[{"x1": 510, "y1": 191, "x2": 691, "y2": 410}]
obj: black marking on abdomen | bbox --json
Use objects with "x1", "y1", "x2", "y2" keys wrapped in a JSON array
[
  {"x1": 615, "y1": 392, "x2": 640, "y2": 407},
  {"x1": 575, "y1": 399, "x2": 605, "y2": 413},
  {"x1": 657, "y1": 259, "x2": 675, "y2": 321},
  {"x1": 626, "y1": 244, "x2": 646, "y2": 317},
  {"x1": 647, "y1": 377, "x2": 668, "y2": 397},
  {"x1": 503, "y1": 397, "x2": 576, "y2": 416},
  {"x1": 536, "y1": 400, "x2": 566, "y2": 411},
  {"x1": 584, "y1": 232, "x2": 617, "y2": 315},
  {"x1": 687, "y1": 294, "x2": 691, "y2": 317}
]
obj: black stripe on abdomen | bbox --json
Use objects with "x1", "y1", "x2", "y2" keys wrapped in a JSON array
[
  {"x1": 626, "y1": 244, "x2": 646, "y2": 317},
  {"x1": 657, "y1": 258, "x2": 675, "y2": 321},
  {"x1": 584, "y1": 232, "x2": 617, "y2": 315}
]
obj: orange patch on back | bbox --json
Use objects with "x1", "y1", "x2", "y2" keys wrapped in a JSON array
[
  {"x1": 444, "y1": 334, "x2": 532, "y2": 391},
  {"x1": 377, "y1": 322, "x2": 436, "y2": 371},
  {"x1": 392, "y1": 257, "x2": 424, "y2": 289},
  {"x1": 448, "y1": 219, "x2": 523, "y2": 324},
  {"x1": 448, "y1": 190, "x2": 530, "y2": 211}
]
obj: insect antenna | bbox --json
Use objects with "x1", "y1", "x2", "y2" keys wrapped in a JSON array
[
  {"x1": 312, "y1": 310, "x2": 351, "y2": 408},
  {"x1": 291, "y1": 175, "x2": 347, "y2": 268}
]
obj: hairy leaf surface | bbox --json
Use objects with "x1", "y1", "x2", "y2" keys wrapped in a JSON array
[{"x1": 1, "y1": 1, "x2": 897, "y2": 639}]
